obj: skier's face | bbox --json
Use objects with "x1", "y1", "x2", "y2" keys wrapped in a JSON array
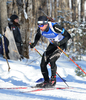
[{"x1": 39, "y1": 24, "x2": 48, "y2": 31}]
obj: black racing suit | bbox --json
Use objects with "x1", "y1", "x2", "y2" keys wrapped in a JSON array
[{"x1": 33, "y1": 23, "x2": 71, "y2": 82}]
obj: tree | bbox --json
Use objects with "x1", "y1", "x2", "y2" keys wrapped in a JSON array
[
  {"x1": 75, "y1": 67, "x2": 86, "y2": 77},
  {"x1": 0, "y1": 0, "x2": 86, "y2": 60},
  {"x1": 81, "y1": 0, "x2": 85, "y2": 22},
  {"x1": 71, "y1": 0, "x2": 77, "y2": 21},
  {"x1": 54, "y1": 0, "x2": 57, "y2": 21},
  {"x1": 0, "y1": 0, "x2": 8, "y2": 32}
]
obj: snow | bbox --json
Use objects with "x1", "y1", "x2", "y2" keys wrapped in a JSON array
[{"x1": 0, "y1": 45, "x2": 86, "y2": 100}]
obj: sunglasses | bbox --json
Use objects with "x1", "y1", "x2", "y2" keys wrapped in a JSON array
[{"x1": 38, "y1": 24, "x2": 44, "y2": 27}]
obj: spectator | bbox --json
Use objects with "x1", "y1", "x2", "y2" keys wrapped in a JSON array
[{"x1": 8, "y1": 14, "x2": 23, "y2": 58}]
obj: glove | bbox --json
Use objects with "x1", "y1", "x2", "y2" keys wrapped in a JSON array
[
  {"x1": 30, "y1": 43, "x2": 36, "y2": 48},
  {"x1": 53, "y1": 41, "x2": 60, "y2": 47}
]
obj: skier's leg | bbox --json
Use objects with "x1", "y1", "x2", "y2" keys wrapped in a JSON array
[
  {"x1": 49, "y1": 49, "x2": 62, "y2": 86},
  {"x1": 40, "y1": 43, "x2": 56, "y2": 82},
  {"x1": 35, "y1": 52, "x2": 50, "y2": 88},
  {"x1": 40, "y1": 53, "x2": 49, "y2": 82}
]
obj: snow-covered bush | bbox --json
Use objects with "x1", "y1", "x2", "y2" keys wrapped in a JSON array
[{"x1": 75, "y1": 67, "x2": 86, "y2": 77}]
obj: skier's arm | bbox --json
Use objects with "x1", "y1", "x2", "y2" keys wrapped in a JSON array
[
  {"x1": 59, "y1": 30, "x2": 71, "y2": 45},
  {"x1": 30, "y1": 28, "x2": 41, "y2": 48},
  {"x1": 34, "y1": 28, "x2": 41, "y2": 44},
  {"x1": 53, "y1": 24, "x2": 71, "y2": 45}
]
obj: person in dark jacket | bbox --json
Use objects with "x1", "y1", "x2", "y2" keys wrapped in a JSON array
[
  {"x1": 30, "y1": 16, "x2": 71, "y2": 88},
  {"x1": 8, "y1": 14, "x2": 23, "y2": 58}
]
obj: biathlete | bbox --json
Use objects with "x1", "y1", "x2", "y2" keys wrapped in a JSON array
[{"x1": 30, "y1": 16, "x2": 71, "y2": 88}]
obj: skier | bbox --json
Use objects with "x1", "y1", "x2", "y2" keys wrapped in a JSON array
[
  {"x1": 30, "y1": 16, "x2": 71, "y2": 88},
  {"x1": 8, "y1": 14, "x2": 23, "y2": 58}
]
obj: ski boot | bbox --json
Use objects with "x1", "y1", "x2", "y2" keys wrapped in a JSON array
[
  {"x1": 50, "y1": 75, "x2": 56, "y2": 86},
  {"x1": 36, "y1": 80, "x2": 51, "y2": 88}
]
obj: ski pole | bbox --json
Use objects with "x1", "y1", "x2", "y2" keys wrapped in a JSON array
[
  {"x1": 30, "y1": 44, "x2": 69, "y2": 87},
  {"x1": 57, "y1": 46, "x2": 86, "y2": 74},
  {"x1": 27, "y1": 56, "x2": 41, "y2": 65},
  {"x1": 34, "y1": 47, "x2": 42, "y2": 57}
]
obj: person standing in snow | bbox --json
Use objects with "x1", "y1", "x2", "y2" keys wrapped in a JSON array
[
  {"x1": 8, "y1": 14, "x2": 23, "y2": 58},
  {"x1": 30, "y1": 16, "x2": 71, "y2": 88}
]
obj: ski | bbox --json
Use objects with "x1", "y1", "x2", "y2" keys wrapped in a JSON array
[
  {"x1": 21, "y1": 87, "x2": 73, "y2": 93},
  {"x1": 0, "y1": 86, "x2": 73, "y2": 93},
  {"x1": 0, "y1": 87, "x2": 28, "y2": 90}
]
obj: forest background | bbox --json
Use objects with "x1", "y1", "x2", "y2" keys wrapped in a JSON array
[{"x1": 0, "y1": 0, "x2": 86, "y2": 60}]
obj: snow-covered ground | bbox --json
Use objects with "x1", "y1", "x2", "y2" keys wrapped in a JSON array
[{"x1": 0, "y1": 45, "x2": 86, "y2": 100}]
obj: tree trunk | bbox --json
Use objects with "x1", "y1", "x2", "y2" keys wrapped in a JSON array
[
  {"x1": 54, "y1": 0, "x2": 57, "y2": 21},
  {"x1": 71, "y1": 0, "x2": 77, "y2": 21},
  {"x1": 47, "y1": 0, "x2": 51, "y2": 17},
  {"x1": 51, "y1": 0, "x2": 54, "y2": 18},
  {"x1": 12, "y1": 0, "x2": 18, "y2": 14},
  {"x1": 81, "y1": 0, "x2": 85, "y2": 22},
  {"x1": 0, "y1": 0, "x2": 8, "y2": 32},
  {"x1": 7, "y1": 0, "x2": 13, "y2": 17}
]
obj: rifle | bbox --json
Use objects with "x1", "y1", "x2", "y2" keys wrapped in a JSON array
[{"x1": 39, "y1": 7, "x2": 55, "y2": 22}]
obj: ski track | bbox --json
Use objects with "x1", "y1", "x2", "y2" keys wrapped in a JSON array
[
  {"x1": 0, "y1": 47, "x2": 86, "y2": 100},
  {"x1": 0, "y1": 85, "x2": 86, "y2": 100}
]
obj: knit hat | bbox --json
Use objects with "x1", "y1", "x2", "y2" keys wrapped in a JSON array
[
  {"x1": 10, "y1": 14, "x2": 18, "y2": 22},
  {"x1": 38, "y1": 16, "x2": 48, "y2": 25}
]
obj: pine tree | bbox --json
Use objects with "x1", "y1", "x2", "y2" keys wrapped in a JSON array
[{"x1": 75, "y1": 67, "x2": 86, "y2": 77}]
